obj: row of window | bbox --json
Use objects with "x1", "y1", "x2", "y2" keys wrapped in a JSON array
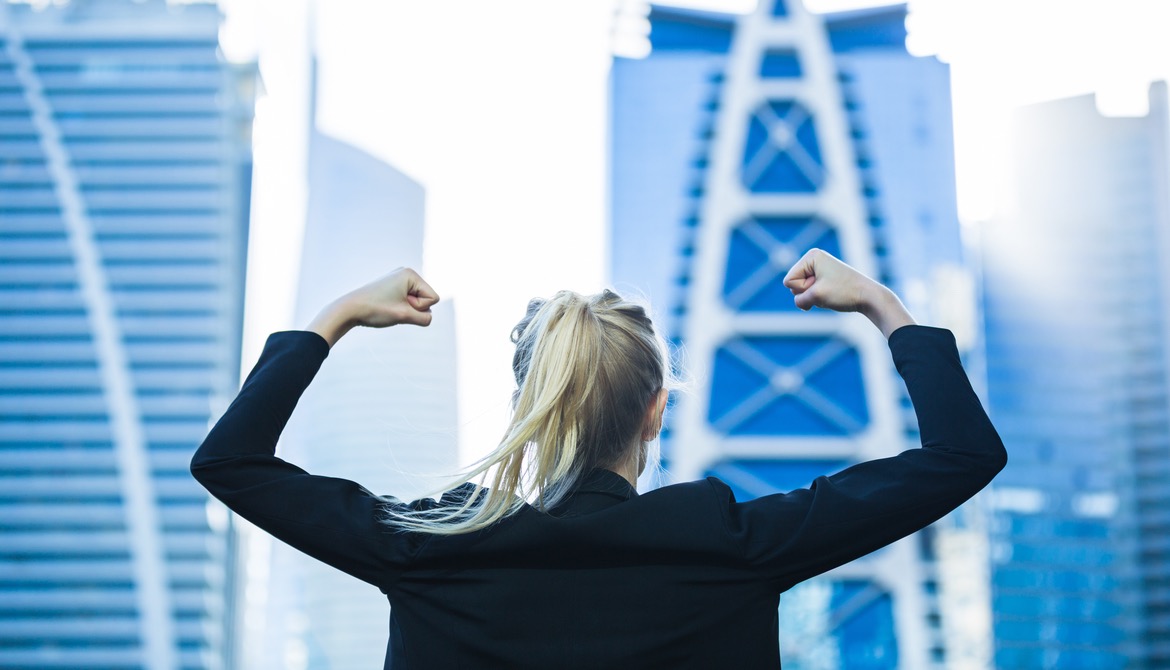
[
  {"x1": 0, "y1": 612, "x2": 217, "y2": 645},
  {"x1": 2, "y1": 267, "x2": 232, "y2": 286},
  {"x1": 0, "y1": 420, "x2": 215, "y2": 445},
  {"x1": 994, "y1": 567, "x2": 1122, "y2": 592},
  {"x1": 0, "y1": 475, "x2": 210, "y2": 507},
  {"x1": 0, "y1": 647, "x2": 216, "y2": 668},
  {"x1": 42, "y1": 141, "x2": 230, "y2": 161},
  {"x1": 995, "y1": 617, "x2": 1127, "y2": 646},
  {"x1": 995, "y1": 645, "x2": 1128, "y2": 670}
]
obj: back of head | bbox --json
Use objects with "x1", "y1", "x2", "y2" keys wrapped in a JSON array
[
  {"x1": 510, "y1": 289, "x2": 669, "y2": 497},
  {"x1": 381, "y1": 288, "x2": 675, "y2": 535}
]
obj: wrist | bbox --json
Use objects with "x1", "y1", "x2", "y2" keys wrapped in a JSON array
[
  {"x1": 859, "y1": 285, "x2": 916, "y2": 339},
  {"x1": 306, "y1": 296, "x2": 360, "y2": 348}
]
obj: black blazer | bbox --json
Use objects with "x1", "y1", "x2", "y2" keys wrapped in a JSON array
[{"x1": 191, "y1": 325, "x2": 1006, "y2": 669}]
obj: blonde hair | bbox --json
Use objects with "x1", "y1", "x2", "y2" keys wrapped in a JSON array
[{"x1": 378, "y1": 288, "x2": 677, "y2": 535}]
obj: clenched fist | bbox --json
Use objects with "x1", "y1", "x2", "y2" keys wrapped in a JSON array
[
  {"x1": 783, "y1": 249, "x2": 916, "y2": 339},
  {"x1": 306, "y1": 267, "x2": 440, "y2": 348}
]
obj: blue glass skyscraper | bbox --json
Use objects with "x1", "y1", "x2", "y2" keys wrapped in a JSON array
[
  {"x1": 610, "y1": 2, "x2": 980, "y2": 667},
  {"x1": 981, "y1": 85, "x2": 1170, "y2": 668},
  {"x1": 0, "y1": 1, "x2": 255, "y2": 668}
]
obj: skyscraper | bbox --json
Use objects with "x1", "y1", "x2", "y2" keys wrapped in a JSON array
[
  {"x1": 981, "y1": 84, "x2": 1170, "y2": 669},
  {"x1": 610, "y1": 2, "x2": 981, "y2": 667},
  {"x1": 253, "y1": 126, "x2": 460, "y2": 669},
  {"x1": 0, "y1": 1, "x2": 255, "y2": 668}
]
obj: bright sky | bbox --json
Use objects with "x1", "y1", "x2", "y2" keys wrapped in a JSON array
[{"x1": 220, "y1": 0, "x2": 1170, "y2": 465}]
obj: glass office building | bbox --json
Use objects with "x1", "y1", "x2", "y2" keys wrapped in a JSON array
[
  {"x1": 0, "y1": 1, "x2": 255, "y2": 668},
  {"x1": 610, "y1": 2, "x2": 983, "y2": 667},
  {"x1": 254, "y1": 126, "x2": 461, "y2": 670},
  {"x1": 981, "y1": 85, "x2": 1170, "y2": 669}
]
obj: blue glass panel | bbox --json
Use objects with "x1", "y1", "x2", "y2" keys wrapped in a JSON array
[
  {"x1": 721, "y1": 217, "x2": 842, "y2": 312},
  {"x1": 771, "y1": 0, "x2": 788, "y2": 17},
  {"x1": 741, "y1": 101, "x2": 823, "y2": 193},
  {"x1": 993, "y1": 567, "x2": 1119, "y2": 592},
  {"x1": 752, "y1": 149, "x2": 816, "y2": 192},
  {"x1": 832, "y1": 581, "x2": 898, "y2": 669},
  {"x1": 994, "y1": 619, "x2": 1041, "y2": 643},
  {"x1": 1009, "y1": 543, "x2": 1116, "y2": 567},
  {"x1": 647, "y1": 7, "x2": 735, "y2": 54},
  {"x1": 806, "y1": 348, "x2": 868, "y2": 422},
  {"x1": 707, "y1": 459, "x2": 849, "y2": 500},
  {"x1": 743, "y1": 114, "x2": 770, "y2": 169},
  {"x1": 760, "y1": 50, "x2": 802, "y2": 78},
  {"x1": 1008, "y1": 515, "x2": 1110, "y2": 539},
  {"x1": 795, "y1": 110, "x2": 823, "y2": 166},
  {"x1": 824, "y1": 6, "x2": 908, "y2": 53},
  {"x1": 708, "y1": 336, "x2": 868, "y2": 435},
  {"x1": 995, "y1": 595, "x2": 1043, "y2": 618},
  {"x1": 995, "y1": 647, "x2": 1045, "y2": 668},
  {"x1": 997, "y1": 647, "x2": 1128, "y2": 670},
  {"x1": 994, "y1": 619, "x2": 1125, "y2": 648},
  {"x1": 723, "y1": 226, "x2": 771, "y2": 303}
]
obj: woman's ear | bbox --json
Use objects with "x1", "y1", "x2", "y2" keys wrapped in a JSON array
[{"x1": 641, "y1": 389, "x2": 668, "y2": 442}]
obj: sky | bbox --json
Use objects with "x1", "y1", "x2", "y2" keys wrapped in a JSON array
[{"x1": 219, "y1": 0, "x2": 1170, "y2": 465}]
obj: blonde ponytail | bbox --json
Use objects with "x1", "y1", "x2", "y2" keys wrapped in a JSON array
[{"x1": 378, "y1": 289, "x2": 677, "y2": 535}]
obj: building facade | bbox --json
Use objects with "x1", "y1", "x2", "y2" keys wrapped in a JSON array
[
  {"x1": 610, "y1": 2, "x2": 984, "y2": 668},
  {"x1": 253, "y1": 127, "x2": 461, "y2": 669},
  {"x1": 981, "y1": 85, "x2": 1170, "y2": 669},
  {"x1": 0, "y1": 1, "x2": 255, "y2": 668}
]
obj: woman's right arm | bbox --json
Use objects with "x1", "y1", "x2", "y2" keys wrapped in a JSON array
[
  {"x1": 715, "y1": 250, "x2": 1007, "y2": 587},
  {"x1": 189, "y1": 267, "x2": 441, "y2": 588}
]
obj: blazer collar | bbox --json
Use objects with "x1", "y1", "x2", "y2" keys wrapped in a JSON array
[{"x1": 576, "y1": 467, "x2": 638, "y2": 500}]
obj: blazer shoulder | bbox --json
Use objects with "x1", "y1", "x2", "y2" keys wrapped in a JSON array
[
  {"x1": 642, "y1": 476, "x2": 743, "y2": 545},
  {"x1": 645, "y1": 476, "x2": 731, "y2": 502}
]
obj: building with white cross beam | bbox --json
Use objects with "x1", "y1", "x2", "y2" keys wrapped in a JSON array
[{"x1": 610, "y1": 2, "x2": 987, "y2": 667}]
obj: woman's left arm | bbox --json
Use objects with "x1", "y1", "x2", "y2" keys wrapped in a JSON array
[
  {"x1": 716, "y1": 251, "x2": 1006, "y2": 586},
  {"x1": 716, "y1": 324, "x2": 1007, "y2": 588}
]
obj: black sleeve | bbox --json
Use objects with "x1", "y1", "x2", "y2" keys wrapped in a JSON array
[
  {"x1": 715, "y1": 325, "x2": 1007, "y2": 588},
  {"x1": 190, "y1": 330, "x2": 426, "y2": 589}
]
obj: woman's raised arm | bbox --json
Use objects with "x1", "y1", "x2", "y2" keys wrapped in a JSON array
[
  {"x1": 189, "y1": 267, "x2": 441, "y2": 589},
  {"x1": 714, "y1": 250, "x2": 1007, "y2": 587}
]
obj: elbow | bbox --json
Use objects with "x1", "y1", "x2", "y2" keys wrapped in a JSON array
[
  {"x1": 985, "y1": 436, "x2": 1008, "y2": 479},
  {"x1": 189, "y1": 454, "x2": 207, "y2": 485},
  {"x1": 189, "y1": 442, "x2": 215, "y2": 485},
  {"x1": 189, "y1": 453, "x2": 202, "y2": 474},
  {"x1": 189, "y1": 453, "x2": 226, "y2": 499}
]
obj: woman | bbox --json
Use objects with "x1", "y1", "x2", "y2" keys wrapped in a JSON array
[{"x1": 191, "y1": 249, "x2": 1006, "y2": 669}]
